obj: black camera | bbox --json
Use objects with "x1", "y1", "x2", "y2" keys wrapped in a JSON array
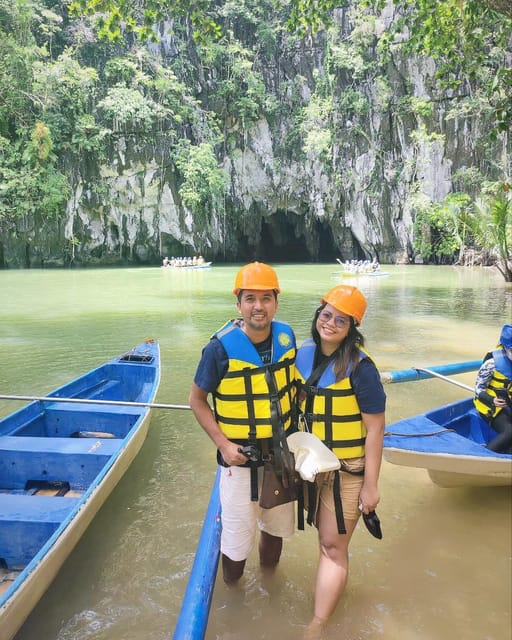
[{"x1": 238, "y1": 445, "x2": 259, "y2": 462}]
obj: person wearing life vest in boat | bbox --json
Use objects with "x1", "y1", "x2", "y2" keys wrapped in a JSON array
[
  {"x1": 189, "y1": 262, "x2": 297, "y2": 584},
  {"x1": 474, "y1": 324, "x2": 512, "y2": 454},
  {"x1": 295, "y1": 284, "x2": 386, "y2": 636}
]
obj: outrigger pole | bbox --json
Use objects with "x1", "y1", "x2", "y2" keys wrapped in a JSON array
[
  {"x1": 172, "y1": 468, "x2": 222, "y2": 640},
  {"x1": 0, "y1": 394, "x2": 192, "y2": 410},
  {"x1": 412, "y1": 367, "x2": 474, "y2": 392},
  {"x1": 380, "y1": 360, "x2": 481, "y2": 385},
  {"x1": 1, "y1": 361, "x2": 481, "y2": 410}
]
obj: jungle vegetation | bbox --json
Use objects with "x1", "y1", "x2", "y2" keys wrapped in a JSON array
[{"x1": 0, "y1": 0, "x2": 510, "y2": 277}]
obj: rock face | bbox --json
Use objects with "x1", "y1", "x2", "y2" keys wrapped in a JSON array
[{"x1": 2, "y1": 6, "x2": 508, "y2": 268}]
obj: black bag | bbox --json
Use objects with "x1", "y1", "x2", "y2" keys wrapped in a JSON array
[
  {"x1": 259, "y1": 456, "x2": 301, "y2": 509},
  {"x1": 260, "y1": 367, "x2": 301, "y2": 509}
]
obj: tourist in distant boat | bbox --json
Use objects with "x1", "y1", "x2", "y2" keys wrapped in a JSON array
[
  {"x1": 474, "y1": 324, "x2": 512, "y2": 454},
  {"x1": 189, "y1": 262, "x2": 297, "y2": 584},
  {"x1": 295, "y1": 285, "x2": 386, "y2": 638}
]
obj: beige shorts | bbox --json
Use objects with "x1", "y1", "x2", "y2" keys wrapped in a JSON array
[
  {"x1": 219, "y1": 465, "x2": 295, "y2": 562},
  {"x1": 307, "y1": 456, "x2": 365, "y2": 525}
]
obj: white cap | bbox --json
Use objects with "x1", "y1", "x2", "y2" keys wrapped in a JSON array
[{"x1": 287, "y1": 431, "x2": 341, "y2": 481}]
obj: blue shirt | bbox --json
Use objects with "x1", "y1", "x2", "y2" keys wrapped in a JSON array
[
  {"x1": 194, "y1": 338, "x2": 228, "y2": 393},
  {"x1": 194, "y1": 332, "x2": 272, "y2": 393},
  {"x1": 351, "y1": 357, "x2": 386, "y2": 414}
]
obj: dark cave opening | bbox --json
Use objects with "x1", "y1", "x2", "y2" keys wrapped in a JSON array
[{"x1": 234, "y1": 211, "x2": 340, "y2": 263}]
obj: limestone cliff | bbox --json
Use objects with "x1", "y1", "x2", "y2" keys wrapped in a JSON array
[{"x1": 3, "y1": 4, "x2": 509, "y2": 268}]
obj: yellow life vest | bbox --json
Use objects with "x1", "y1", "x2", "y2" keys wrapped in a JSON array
[
  {"x1": 213, "y1": 320, "x2": 296, "y2": 440},
  {"x1": 295, "y1": 339, "x2": 371, "y2": 459},
  {"x1": 474, "y1": 348, "x2": 512, "y2": 419}
]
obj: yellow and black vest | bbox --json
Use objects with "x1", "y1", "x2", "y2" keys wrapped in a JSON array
[
  {"x1": 213, "y1": 320, "x2": 296, "y2": 441},
  {"x1": 474, "y1": 348, "x2": 512, "y2": 419},
  {"x1": 295, "y1": 339, "x2": 372, "y2": 459}
]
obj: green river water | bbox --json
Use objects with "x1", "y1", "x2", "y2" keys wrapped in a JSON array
[{"x1": 1, "y1": 264, "x2": 511, "y2": 640}]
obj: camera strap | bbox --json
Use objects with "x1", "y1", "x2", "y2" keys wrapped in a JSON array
[{"x1": 265, "y1": 367, "x2": 293, "y2": 484}]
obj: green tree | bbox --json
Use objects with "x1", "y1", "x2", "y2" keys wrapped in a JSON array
[
  {"x1": 174, "y1": 140, "x2": 228, "y2": 225},
  {"x1": 412, "y1": 192, "x2": 473, "y2": 264},
  {"x1": 470, "y1": 182, "x2": 512, "y2": 281},
  {"x1": 0, "y1": 2, "x2": 70, "y2": 231},
  {"x1": 0, "y1": 123, "x2": 69, "y2": 223},
  {"x1": 71, "y1": 1, "x2": 511, "y2": 136}
]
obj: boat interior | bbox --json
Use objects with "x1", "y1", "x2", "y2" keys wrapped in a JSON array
[
  {"x1": 426, "y1": 398, "x2": 497, "y2": 445},
  {"x1": 0, "y1": 358, "x2": 156, "y2": 587}
]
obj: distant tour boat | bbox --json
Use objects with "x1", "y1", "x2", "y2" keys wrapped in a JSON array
[
  {"x1": 162, "y1": 257, "x2": 212, "y2": 269},
  {"x1": 336, "y1": 258, "x2": 388, "y2": 277}
]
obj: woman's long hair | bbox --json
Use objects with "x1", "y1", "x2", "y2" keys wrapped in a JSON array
[{"x1": 311, "y1": 303, "x2": 365, "y2": 380}]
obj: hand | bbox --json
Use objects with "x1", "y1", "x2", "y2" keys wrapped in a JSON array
[
  {"x1": 219, "y1": 440, "x2": 249, "y2": 466},
  {"x1": 358, "y1": 484, "x2": 380, "y2": 515}
]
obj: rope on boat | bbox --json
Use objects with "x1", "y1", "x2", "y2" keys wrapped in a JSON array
[{"x1": 384, "y1": 429, "x2": 455, "y2": 437}]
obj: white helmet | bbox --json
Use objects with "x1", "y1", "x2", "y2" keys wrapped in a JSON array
[{"x1": 287, "y1": 431, "x2": 341, "y2": 481}]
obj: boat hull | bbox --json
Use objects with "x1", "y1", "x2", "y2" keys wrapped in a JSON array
[
  {"x1": 0, "y1": 340, "x2": 160, "y2": 640},
  {"x1": 383, "y1": 398, "x2": 512, "y2": 487}
]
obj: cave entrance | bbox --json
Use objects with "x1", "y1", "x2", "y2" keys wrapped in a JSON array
[
  {"x1": 316, "y1": 220, "x2": 338, "y2": 263},
  {"x1": 235, "y1": 211, "x2": 339, "y2": 263},
  {"x1": 257, "y1": 214, "x2": 309, "y2": 262}
]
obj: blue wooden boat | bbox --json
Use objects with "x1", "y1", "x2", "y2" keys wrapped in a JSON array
[
  {"x1": 0, "y1": 340, "x2": 160, "y2": 640},
  {"x1": 384, "y1": 397, "x2": 512, "y2": 487},
  {"x1": 173, "y1": 469, "x2": 221, "y2": 640}
]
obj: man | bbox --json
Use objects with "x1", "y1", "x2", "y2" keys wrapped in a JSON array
[
  {"x1": 189, "y1": 261, "x2": 297, "y2": 583},
  {"x1": 474, "y1": 323, "x2": 512, "y2": 453}
]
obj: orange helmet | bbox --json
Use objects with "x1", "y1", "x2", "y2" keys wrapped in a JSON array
[
  {"x1": 233, "y1": 261, "x2": 280, "y2": 296},
  {"x1": 321, "y1": 285, "x2": 367, "y2": 325}
]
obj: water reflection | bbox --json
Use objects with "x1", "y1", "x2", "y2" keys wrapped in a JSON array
[{"x1": 0, "y1": 265, "x2": 509, "y2": 640}]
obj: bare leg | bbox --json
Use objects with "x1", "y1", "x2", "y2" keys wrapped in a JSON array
[
  {"x1": 259, "y1": 530, "x2": 283, "y2": 568},
  {"x1": 306, "y1": 500, "x2": 358, "y2": 633},
  {"x1": 222, "y1": 553, "x2": 246, "y2": 584}
]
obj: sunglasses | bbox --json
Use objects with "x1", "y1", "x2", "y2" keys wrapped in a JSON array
[{"x1": 318, "y1": 309, "x2": 349, "y2": 329}]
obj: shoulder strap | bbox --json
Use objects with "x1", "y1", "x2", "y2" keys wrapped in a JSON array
[
  {"x1": 265, "y1": 367, "x2": 295, "y2": 483},
  {"x1": 304, "y1": 350, "x2": 338, "y2": 388}
]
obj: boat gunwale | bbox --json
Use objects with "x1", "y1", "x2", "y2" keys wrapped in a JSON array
[
  {"x1": 383, "y1": 446, "x2": 512, "y2": 470},
  {"x1": 0, "y1": 342, "x2": 161, "y2": 639}
]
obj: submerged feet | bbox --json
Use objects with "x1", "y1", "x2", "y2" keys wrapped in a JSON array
[
  {"x1": 303, "y1": 617, "x2": 327, "y2": 640},
  {"x1": 222, "y1": 555, "x2": 246, "y2": 584}
]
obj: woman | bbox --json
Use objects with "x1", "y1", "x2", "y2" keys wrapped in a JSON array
[
  {"x1": 295, "y1": 285, "x2": 386, "y2": 637},
  {"x1": 474, "y1": 324, "x2": 512, "y2": 453}
]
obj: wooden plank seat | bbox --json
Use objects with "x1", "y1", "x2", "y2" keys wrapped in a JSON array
[
  {"x1": 0, "y1": 494, "x2": 81, "y2": 568},
  {"x1": 41, "y1": 403, "x2": 144, "y2": 439},
  {"x1": 3, "y1": 402, "x2": 143, "y2": 439},
  {"x1": 0, "y1": 435, "x2": 122, "y2": 455},
  {"x1": 46, "y1": 375, "x2": 122, "y2": 402},
  {"x1": 0, "y1": 436, "x2": 122, "y2": 493},
  {"x1": 82, "y1": 379, "x2": 123, "y2": 400}
]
